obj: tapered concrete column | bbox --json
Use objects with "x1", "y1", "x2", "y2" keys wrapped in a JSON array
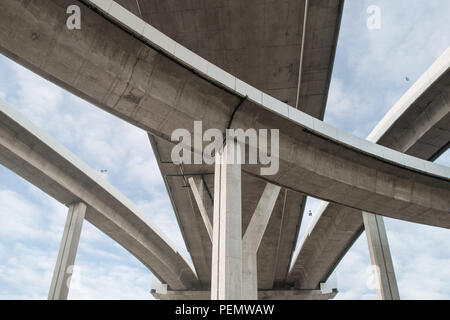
[
  {"x1": 362, "y1": 212, "x2": 400, "y2": 300},
  {"x1": 48, "y1": 202, "x2": 86, "y2": 300},
  {"x1": 242, "y1": 183, "x2": 281, "y2": 300},
  {"x1": 188, "y1": 177, "x2": 213, "y2": 241},
  {"x1": 211, "y1": 143, "x2": 242, "y2": 300}
]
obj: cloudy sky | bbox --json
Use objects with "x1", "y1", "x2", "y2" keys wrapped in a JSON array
[{"x1": 0, "y1": 0, "x2": 449, "y2": 299}]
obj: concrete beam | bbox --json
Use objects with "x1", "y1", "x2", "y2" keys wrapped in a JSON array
[
  {"x1": 0, "y1": 0, "x2": 448, "y2": 229},
  {"x1": 48, "y1": 202, "x2": 86, "y2": 300},
  {"x1": 149, "y1": 135, "x2": 212, "y2": 286},
  {"x1": 149, "y1": 135, "x2": 305, "y2": 290},
  {"x1": 135, "y1": 0, "x2": 341, "y2": 289},
  {"x1": 362, "y1": 212, "x2": 400, "y2": 300},
  {"x1": 0, "y1": 100, "x2": 198, "y2": 290},
  {"x1": 211, "y1": 143, "x2": 242, "y2": 300},
  {"x1": 243, "y1": 184, "x2": 282, "y2": 252},
  {"x1": 297, "y1": 0, "x2": 344, "y2": 119},
  {"x1": 367, "y1": 47, "x2": 450, "y2": 160},
  {"x1": 112, "y1": 0, "x2": 343, "y2": 113},
  {"x1": 243, "y1": 183, "x2": 281, "y2": 299},
  {"x1": 188, "y1": 177, "x2": 213, "y2": 241}
]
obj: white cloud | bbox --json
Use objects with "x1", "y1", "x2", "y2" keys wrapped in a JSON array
[
  {"x1": 385, "y1": 218, "x2": 450, "y2": 299},
  {"x1": 332, "y1": 218, "x2": 450, "y2": 300},
  {"x1": 0, "y1": 179, "x2": 156, "y2": 299},
  {"x1": 68, "y1": 262, "x2": 152, "y2": 300},
  {"x1": 325, "y1": 78, "x2": 379, "y2": 138},
  {"x1": 0, "y1": 189, "x2": 65, "y2": 242}
]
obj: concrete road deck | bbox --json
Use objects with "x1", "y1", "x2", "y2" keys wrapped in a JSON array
[
  {"x1": 288, "y1": 48, "x2": 450, "y2": 289},
  {"x1": 140, "y1": 0, "x2": 344, "y2": 288}
]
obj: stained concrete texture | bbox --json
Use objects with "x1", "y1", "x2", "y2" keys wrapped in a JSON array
[
  {"x1": 289, "y1": 48, "x2": 450, "y2": 290},
  {"x1": 362, "y1": 212, "x2": 400, "y2": 300},
  {"x1": 0, "y1": 0, "x2": 448, "y2": 298},
  {"x1": 0, "y1": 99, "x2": 198, "y2": 291}
]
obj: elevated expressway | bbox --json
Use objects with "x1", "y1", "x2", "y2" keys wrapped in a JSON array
[
  {"x1": 288, "y1": 48, "x2": 450, "y2": 290},
  {"x1": 145, "y1": 0, "x2": 344, "y2": 292},
  {"x1": 0, "y1": 0, "x2": 448, "y2": 299}
]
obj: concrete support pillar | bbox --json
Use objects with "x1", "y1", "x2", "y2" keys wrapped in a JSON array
[
  {"x1": 242, "y1": 252, "x2": 258, "y2": 300},
  {"x1": 211, "y1": 143, "x2": 242, "y2": 300},
  {"x1": 188, "y1": 176, "x2": 213, "y2": 241},
  {"x1": 242, "y1": 183, "x2": 281, "y2": 300},
  {"x1": 48, "y1": 202, "x2": 86, "y2": 300},
  {"x1": 362, "y1": 212, "x2": 400, "y2": 300}
]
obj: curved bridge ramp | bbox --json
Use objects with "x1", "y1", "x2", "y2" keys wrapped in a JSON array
[
  {"x1": 0, "y1": 0, "x2": 448, "y2": 295},
  {"x1": 0, "y1": 99, "x2": 198, "y2": 291}
]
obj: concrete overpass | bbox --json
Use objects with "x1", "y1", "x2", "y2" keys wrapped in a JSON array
[
  {"x1": 0, "y1": 0, "x2": 345, "y2": 299},
  {"x1": 0, "y1": 98, "x2": 198, "y2": 295},
  {"x1": 143, "y1": 0, "x2": 344, "y2": 291},
  {"x1": 288, "y1": 48, "x2": 450, "y2": 292},
  {"x1": 0, "y1": 0, "x2": 448, "y2": 300},
  {"x1": 111, "y1": 0, "x2": 343, "y2": 116}
]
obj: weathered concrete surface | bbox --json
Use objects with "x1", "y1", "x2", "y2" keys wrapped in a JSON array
[
  {"x1": 149, "y1": 135, "x2": 213, "y2": 287},
  {"x1": 48, "y1": 202, "x2": 86, "y2": 300},
  {"x1": 126, "y1": 0, "x2": 331, "y2": 289},
  {"x1": 0, "y1": 0, "x2": 449, "y2": 296},
  {"x1": 140, "y1": 0, "x2": 344, "y2": 290},
  {"x1": 288, "y1": 48, "x2": 450, "y2": 290},
  {"x1": 86, "y1": 3, "x2": 447, "y2": 222},
  {"x1": 113, "y1": 0, "x2": 344, "y2": 116},
  {"x1": 242, "y1": 183, "x2": 281, "y2": 299},
  {"x1": 362, "y1": 212, "x2": 400, "y2": 300},
  {"x1": 211, "y1": 143, "x2": 243, "y2": 300},
  {"x1": 188, "y1": 176, "x2": 213, "y2": 241},
  {"x1": 151, "y1": 275, "x2": 337, "y2": 300},
  {"x1": 0, "y1": 0, "x2": 338, "y2": 293},
  {"x1": 368, "y1": 48, "x2": 450, "y2": 161},
  {"x1": 151, "y1": 289, "x2": 337, "y2": 300},
  {"x1": 150, "y1": 134, "x2": 305, "y2": 290},
  {"x1": 0, "y1": 99, "x2": 198, "y2": 291}
]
